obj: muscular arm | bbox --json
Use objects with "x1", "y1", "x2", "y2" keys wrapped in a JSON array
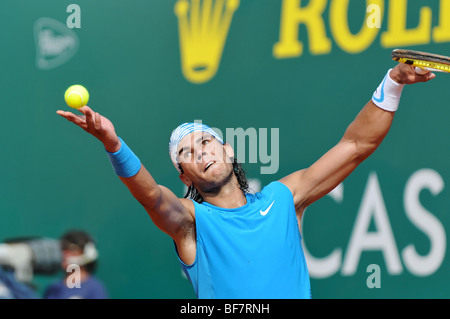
[
  {"x1": 280, "y1": 63, "x2": 435, "y2": 217},
  {"x1": 280, "y1": 100, "x2": 392, "y2": 214},
  {"x1": 57, "y1": 106, "x2": 196, "y2": 263},
  {"x1": 118, "y1": 163, "x2": 194, "y2": 240}
]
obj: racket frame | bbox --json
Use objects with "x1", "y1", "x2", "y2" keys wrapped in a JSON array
[{"x1": 392, "y1": 49, "x2": 450, "y2": 73}]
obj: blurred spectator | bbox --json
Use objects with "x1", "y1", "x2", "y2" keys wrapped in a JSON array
[{"x1": 44, "y1": 230, "x2": 108, "y2": 299}]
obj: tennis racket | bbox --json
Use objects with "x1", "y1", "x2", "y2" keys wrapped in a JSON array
[{"x1": 392, "y1": 49, "x2": 450, "y2": 74}]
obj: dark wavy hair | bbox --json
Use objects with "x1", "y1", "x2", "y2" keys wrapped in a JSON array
[{"x1": 181, "y1": 158, "x2": 249, "y2": 203}]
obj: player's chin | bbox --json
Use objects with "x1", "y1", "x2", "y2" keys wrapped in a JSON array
[
  {"x1": 203, "y1": 162, "x2": 220, "y2": 175},
  {"x1": 202, "y1": 163, "x2": 228, "y2": 180}
]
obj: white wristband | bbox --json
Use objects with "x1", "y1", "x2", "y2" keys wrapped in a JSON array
[{"x1": 372, "y1": 69, "x2": 405, "y2": 112}]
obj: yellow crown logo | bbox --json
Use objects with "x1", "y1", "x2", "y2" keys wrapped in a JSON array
[{"x1": 175, "y1": 0, "x2": 239, "y2": 84}]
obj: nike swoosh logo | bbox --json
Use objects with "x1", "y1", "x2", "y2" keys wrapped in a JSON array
[
  {"x1": 260, "y1": 201, "x2": 275, "y2": 216},
  {"x1": 372, "y1": 75, "x2": 387, "y2": 103}
]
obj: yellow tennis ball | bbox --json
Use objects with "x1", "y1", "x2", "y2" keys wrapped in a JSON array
[{"x1": 64, "y1": 85, "x2": 89, "y2": 109}]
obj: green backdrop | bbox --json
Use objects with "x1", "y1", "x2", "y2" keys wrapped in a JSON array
[{"x1": 1, "y1": 0, "x2": 449, "y2": 298}]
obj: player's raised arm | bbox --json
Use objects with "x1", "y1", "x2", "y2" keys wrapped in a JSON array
[
  {"x1": 280, "y1": 62, "x2": 436, "y2": 216},
  {"x1": 56, "y1": 106, "x2": 195, "y2": 260}
]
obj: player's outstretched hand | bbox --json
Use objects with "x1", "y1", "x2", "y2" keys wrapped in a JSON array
[
  {"x1": 390, "y1": 62, "x2": 436, "y2": 85},
  {"x1": 57, "y1": 106, "x2": 121, "y2": 152}
]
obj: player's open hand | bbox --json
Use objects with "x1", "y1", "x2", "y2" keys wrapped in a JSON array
[
  {"x1": 390, "y1": 62, "x2": 436, "y2": 85},
  {"x1": 57, "y1": 106, "x2": 121, "y2": 152}
]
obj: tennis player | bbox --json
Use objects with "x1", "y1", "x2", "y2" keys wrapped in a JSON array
[{"x1": 57, "y1": 63, "x2": 435, "y2": 298}]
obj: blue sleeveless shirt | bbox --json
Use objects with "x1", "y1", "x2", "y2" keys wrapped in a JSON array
[{"x1": 177, "y1": 181, "x2": 311, "y2": 299}]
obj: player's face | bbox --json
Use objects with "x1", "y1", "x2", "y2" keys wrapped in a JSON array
[{"x1": 177, "y1": 131, "x2": 234, "y2": 190}]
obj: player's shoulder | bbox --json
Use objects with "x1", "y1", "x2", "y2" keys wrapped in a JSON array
[
  {"x1": 179, "y1": 197, "x2": 196, "y2": 217},
  {"x1": 260, "y1": 180, "x2": 292, "y2": 194},
  {"x1": 248, "y1": 180, "x2": 293, "y2": 204}
]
